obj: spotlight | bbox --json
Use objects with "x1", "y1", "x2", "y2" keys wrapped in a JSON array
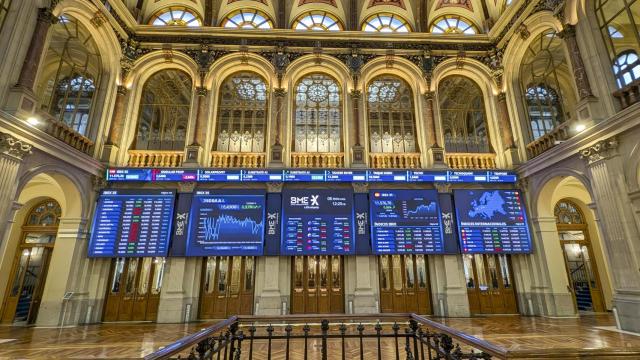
[
  {"x1": 26, "y1": 117, "x2": 40, "y2": 126},
  {"x1": 575, "y1": 124, "x2": 586, "y2": 133}
]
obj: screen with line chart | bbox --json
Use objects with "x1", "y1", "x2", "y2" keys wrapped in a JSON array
[
  {"x1": 186, "y1": 191, "x2": 266, "y2": 256},
  {"x1": 370, "y1": 190, "x2": 445, "y2": 254}
]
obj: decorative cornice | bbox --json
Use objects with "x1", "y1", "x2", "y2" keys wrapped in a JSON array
[
  {"x1": 0, "y1": 132, "x2": 32, "y2": 160},
  {"x1": 579, "y1": 137, "x2": 619, "y2": 165}
]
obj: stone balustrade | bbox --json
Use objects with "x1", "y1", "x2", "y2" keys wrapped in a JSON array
[
  {"x1": 370, "y1": 152, "x2": 421, "y2": 169},
  {"x1": 526, "y1": 122, "x2": 571, "y2": 159},
  {"x1": 41, "y1": 115, "x2": 94, "y2": 155},
  {"x1": 291, "y1": 152, "x2": 344, "y2": 168},
  {"x1": 127, "y1": 150, "x2": 184, "y2": 167},
  {"x1": 613, "y1": 79, "x2": 640, "y2": 109},
  {"x1": 210, "y1": 151, "x2": 266, "y2": 168},
  {"x1": 445, "y1": 153, "x2": 496, "y2": 169}
]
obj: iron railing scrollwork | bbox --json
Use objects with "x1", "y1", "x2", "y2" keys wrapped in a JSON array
[{"x1": 144, "y1": 314, "x2": 497, "y2": 360}]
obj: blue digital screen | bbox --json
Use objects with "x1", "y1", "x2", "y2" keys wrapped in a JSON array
[
  {"x1": 88, "y1": 189, "x2": 175, "y2": 257},
  {"x1": 186, "y1": 191, "x2": 266, "y2": 256},
  {"x1": 454, "y1": 189, "x2": 532, "y2": 254},
  {"x1": 370, "y1": 190, "x2": 445, "y2": 254},
  {"x1": 281, "y1": 189, "x2": 355, "y2": 255},
  {"x1": 153, "y1": 169, "x2": 197, "y2": 182},
  {"x1": 106, "y1": 168, "x2": 152, "y2": 181}
]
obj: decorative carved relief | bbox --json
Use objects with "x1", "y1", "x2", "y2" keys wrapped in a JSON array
[
  {"x1": 368, "y1": 0, "x2": 406, "y2": 9},
  {"x1": 267, "y1": 182, "x2": 284, "y2": 193},
  {"x1": 352, "y1": 182, "x2": 369, "y2": 193},
  {"x1": 177, "y1": 181, "x2": 196, "y2": 193},
  {"x1": 0, "y1": 132, "x2": 32, "y2": 160},
  {"x1": 580, "y1": 138, "x2": 619, "y2": 165}
]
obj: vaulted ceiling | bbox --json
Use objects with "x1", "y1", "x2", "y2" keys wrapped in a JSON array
[{"x1": 121, "y1": 0, "x2": 516, "y2": 33}]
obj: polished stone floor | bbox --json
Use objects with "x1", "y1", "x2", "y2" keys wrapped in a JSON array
[{"x1": 0, "y1": 314, "x2": 638, "y2": 359}]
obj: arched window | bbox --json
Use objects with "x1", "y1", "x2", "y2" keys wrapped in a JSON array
[
  {"x1": 293, "y1": 11, "x2": 343, "y2": 31},
  {"x1": 520, "y1": 30, "x2": 573, "y2": 140},
  {"x1": 595, "y1": 0, "x2": 640, "y2": 88},
  {"x1": 430, "y1": 15, "x2": 478, "y2": 34},
  {"x1": 525, "y1": 85, "x2": 564, "y2": 140},
  {"x1": 367, "y1": 76, "x2": 417, "y2": 153},
  {"x1": 362, "y1": 13, "x2": 411, "y2": 33},
  {"x1": 438, "y1": 76, "x2": 490, "y2": 153},
  {"x1": 150, "y1": 7, "x2": 202, "y2": 26},
  {"x1": 134, "y1": 70, "x2": 192, "y2": 151},
  {"x1": 215, "y1": 72, "x2": 268, "y2": 153},
  {"x1": 0, "y1": 0, "x2": 11, "y2": 31},
  {"x1": 25, "y1": 200, "x2": 62, "y2": 227},
  {"x1": 294, "y1": 74, "x2": 342, "y2": 152},
  {"x1": 613, "y1": 51, "x2": 640, "y2": 87},
  {"x1": 221, "y1": 9, "x2": 273, "y2": 29},
  {"x1": 555, "y1": 200, "x2": 585, "y2": 225},
  {"x1": 37, "y1": 15, "x2": 101, "y2": 136}
]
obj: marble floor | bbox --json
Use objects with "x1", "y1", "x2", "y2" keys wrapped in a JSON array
[{"x1": 0, "y1": 314, "x2": 638, "y2": 359}]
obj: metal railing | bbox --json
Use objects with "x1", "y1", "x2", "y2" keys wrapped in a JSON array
[{"x1": 144, "y1": 314, "x2": 499, "y2": 360}]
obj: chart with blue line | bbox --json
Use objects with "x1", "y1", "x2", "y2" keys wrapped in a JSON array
[{"x1": 186, "y1": 192, "x2": 266, "y2": 256}]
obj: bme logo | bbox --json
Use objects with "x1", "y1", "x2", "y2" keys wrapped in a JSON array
[{"x1": 290, "y1": 195, "x2": 319, "y2": 206}]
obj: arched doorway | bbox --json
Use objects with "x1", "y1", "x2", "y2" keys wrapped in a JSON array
[
  {"x1": 555, "y1": 200, "x2": 606, "y2": 312},
  {"x1": 1, "y1": 200, "x2": 60, "y2": 324}
]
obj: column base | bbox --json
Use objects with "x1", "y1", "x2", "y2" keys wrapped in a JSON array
[
  {"x1": 269, "y1": 143, "x2": 284, "y2": 167},
  {"x1": 503, "y1": 146, "x2": 521, "y2": 167},
  {"x1": 156, "y1": 291, "x2": 197, "y2": 323},
  {"x1": 3, "y1": 85, "x2": 38, "y2": 118},
  {"x1": 351, "y1": 144, "x2": 367, "y2": 168},
  {"x1": 519, "y1": 291, "x2": 576, "y2": 317},
  {"x1": 351, "y1": 289, "x2": 377, "y2": 314},
  {"x1": 614, "y1": 291, "x2": 640, "y2": 333},
  {"x1": 256, "y1": 290, "x2": 286, "y2": 315},
  {"x1": 183, "y1": 144, "x2": 202, "y2": 167},
  {"x1": 429, "y1": 146, "x2": 447, "y2": 168},
  {"x1": 100, "y1": 144, "x2": 120, "y2": 165},
  {"x1": 434, "y1": 292, "x2": 470, "y2": 317}
]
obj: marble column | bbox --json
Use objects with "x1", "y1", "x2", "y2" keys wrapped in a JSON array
[
  {"x1": 185, "y1": 87, "x2": 208, "y2": 165},
  {"x1": 101, "y1": 86, "x2": 128, "y2": 164},
  {"x1": 581, "y1": 138, "x2": 640, "y2": 332},
  {"x1": 0, "y1": 133, "x2": 32, "y2": 249},
  {"x1": 6, "y1": 8, "x2": 57, "y2": 114},
  {"x1": 423, "y1": 91, "x2": 445, "y2": 165},
  {"x1": 496, "y1": 92, "x2": 520, "y2": 165},
  {"x1": 559, "y1": 24, "x2": 600, "y2": 122},
  {"x1": 350, "y1": 90, "x2": 365, "y2": 167},
  {"x1": 269, "y1": 88, "x2": 286, "y2": 166}
]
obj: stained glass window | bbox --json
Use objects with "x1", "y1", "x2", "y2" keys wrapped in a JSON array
[
  {"x1": 367, "y1": 76, "x2": 417, "y2": 153},
  {"x1": 362, "y1": 13, "x2": 410, "y2": 33},
  {"x1": 438, "y1": 76, "x2": 490, "y2": 153},
  {"x1": 150, "y1": 7, "x2": 202, "y2": 26},
  {"x1": 293, "y1": 11, "x2": 343, "y2": 31},
  {"x1": 38, "y1": 15, "x2": 101, "y2": 136},
  {"x1": 430, "y1": 15, "x2": 478, "y2": 34},
  {"x1": 520, "y1": 30, "x2": 572, "y2": 140},
  {"x1": 595, "y1": 0, "x2": 640, "y2": 88},
  {"x1": 134, "y1": 70, "x2": 192, "y2": 151},
  {"x1": 215, "y1": 72, "x2": 268, "y2": 153},
  {"x1": 294, "y1": 74, "x2": 342, "y2": 152},
  {"x1": 221, "y1": 9, "x2": 273, "y2": 29}
]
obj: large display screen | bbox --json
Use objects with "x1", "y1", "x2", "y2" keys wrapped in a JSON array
[
  {"x1": 186, "y1": 191, "x2": 266, "y2": 256},
  {"x1": 454, "y1": 189, "x2": 532, "y2": 254},
  {"x1": 370, "y1": 190, "x2": 445, "y2": 254},
  {"x1": 281, "y1": 189, "x2": 355, "y2": 255},
  {"x1": 88, "y1": 189, "x2": 176, "y2": 257}
]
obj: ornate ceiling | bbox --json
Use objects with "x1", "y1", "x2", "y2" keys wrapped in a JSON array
[{"x1": 120, "y1": 0, "x2": 516, "y2": 33}]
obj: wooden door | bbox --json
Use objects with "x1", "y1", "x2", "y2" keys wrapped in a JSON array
[
  {"x1": 379, "y1": 255, "x2": 432, "y2": 314},
  {"x1": 463, "y1": 254, "x2": 518, "y2": 315},
  {"x1": 103, "y1": 257, "x2": 165, "y2": 322},
  {"x1": 291, "y1": 256, "x2": 344, "y2": 314},
  {"x1": 199, "y1": 256, "x2": 255, "y2": 319}
]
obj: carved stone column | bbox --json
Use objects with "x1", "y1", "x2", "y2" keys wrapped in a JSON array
[
  {"x1": 423, "y1": 91, "x2": 445, "y2": 166},
  {"x1": 101, "y1": 86, "x2": 129, "y2": 164},
  {"x1": 185, "y1": 87, "x2": 208, "y2": 166},
  {"x1": 559, "y1": 24, "x2": 600, "y2": 123},
  {"x1": 497, "y1": 92, "x2": 520, "y2": 165},
  {"x1": 5, "y1": 8, "x2": 57, "y2": 115},
  {"x1": 581, "y1": 138, "x2": 640, "y2": 332},
  {"x1": 0, "y1": 133, "x2": 32, "y2": 248},
  {"x1": 350, "y1": 90, "x2": 365, "y2": 167},
  {"x1": 269, "y1": 88, "x2": 286, "y2": 166}
]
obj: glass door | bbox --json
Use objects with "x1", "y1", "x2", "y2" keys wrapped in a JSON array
[
  {"x1": 291, "y1": 256, "x2": 344, "y2": 314},
  {"x1": 463, "y1": 254, "x2": 518, "y2": 315},
  {"x1": 199, "y1": 256, "x2": 255, "y2": 319},
  {"x1": 379, "y1": 255, "x2": 432, "y2": 314}
]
